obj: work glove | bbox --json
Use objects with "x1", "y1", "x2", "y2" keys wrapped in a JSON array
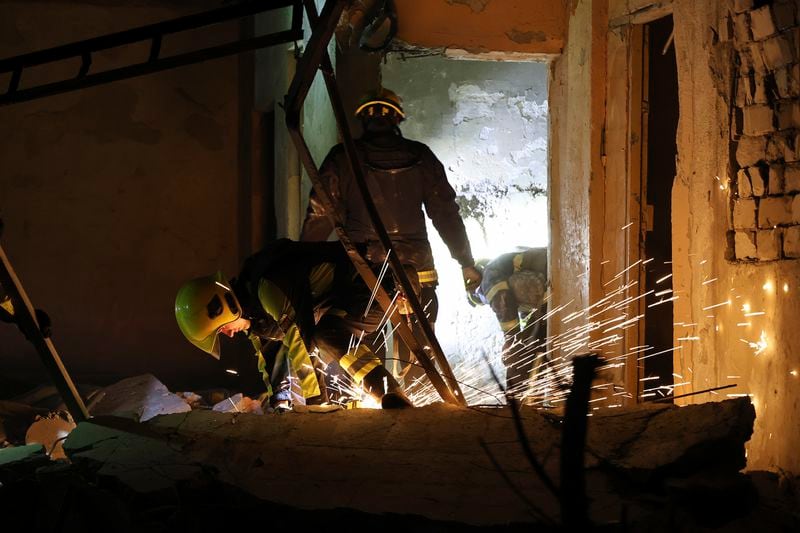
[{"x1": 462, "y1": 265, "x2": 482, "y2": 292}]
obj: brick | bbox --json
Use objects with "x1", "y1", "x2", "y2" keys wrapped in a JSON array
[
  {"x1": 733, "y1": 12, "x2": 751, "y2": 42},
  {"x1": 769, "y1": 164, "x2": 785, "y2": 194},
  {"x1": 757, "y1": 229, "x2": 782, "y2": 260},
  {"x1": 749, "y1": 165, "x2": 767, "y2": 196},
  {"x1": 772, "y1": 1, "x2": 796, "y2": 31},
  {"x1": 735, "y1": 77, "x2": 749, "y2": 107},
  {"x1": 786, "y1": 163, "x2": 800, "y2": 192},
  {"x1": 777, "y1": 100, "x2": 800, "y2": 130},
  {"x1": 784, "y1": 225, "x2": 800, "y2": 257},
  {"x1": 752, "y1": 73, "x2": 769, "y2": 104},
  {"x1": 793, "y1": 132, "x2": 800, "y2": 162},
  {"x1": 743, "y1": 104, "x2": 775, "y2": 135},
  {"x1": 733, "y1": 198, "x2": 758, "y2": 228},
  {"x1": 733, "y1": 0, "x2": 754, "y2": 15},
  {"x1": 759, "y1": 196, "x2": 793, "y2": 227},
  {"x1": 738, "y1": 168, "x2": 753, "y2": 197},
  {"x1": 735, "y1": 230, "x2": 758, "y2": 259},
  {"x1": 766, "y1": 133, "x2": 795, "y2": 162},
  {"x1": 794, "y1": 194, "x2": 800, "y2": 223},
  {"x1": 774, "y1": 64, "x2": 800, "y2": 99},
  {"x1": 762, "y1": 33, "x2": 796, "y2": 70},
  {"x1": 750, "y1": 6, "x2": 778, "y2": 40},
  {"x1": 736, "y1": 135, "x2": 767, "y2": 166},
  {"x1": 741, "y1": 43, "x2": 769, "y2": 75},
  {"x1": 719, "y1": 14, "x2": 733, "y2": 43}
]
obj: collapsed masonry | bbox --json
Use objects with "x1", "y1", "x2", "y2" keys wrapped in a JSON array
[
  {"x1": 724, "y1": 0, "x2": 800, "y2": 260},
  {"x1": 2, "y1": 375, "x2": 797, "y2": 530}
]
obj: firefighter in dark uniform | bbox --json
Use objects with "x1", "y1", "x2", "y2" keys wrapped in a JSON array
[
  {"x1": 300, "y1": 88, "x2": 481, "y2": 389},
  {"x1": 469, "y1": 247, "x2": 548, "y2": 396},
  {"x1": 175, "y1": 239, "x2": 412, "y2": 409}
]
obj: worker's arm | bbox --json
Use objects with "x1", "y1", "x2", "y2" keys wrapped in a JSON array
[
  {"x1": 300, "y1": 146, "x2": 346, "y2": 242},
  {"x1": 421, "y1": 149, "x2": 476, "y2": 268}
]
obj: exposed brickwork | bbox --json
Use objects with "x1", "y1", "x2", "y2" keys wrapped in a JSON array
[
  {"x1": 757, "y1": 228, "x2": 782, "y2": 260},
  {"x1": 785, "y1": 225, "x2": 800, "y2": 257},
  {"x1": 727, "y1": 2, "x2": 800, "y2": 262}
]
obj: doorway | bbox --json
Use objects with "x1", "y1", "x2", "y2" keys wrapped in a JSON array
[
  {"x1": 381, "y1": 54, "x2": 550, "y2": 396},
  {"x1": 641, "y1": 16, "x2": 679, "y2": 395}
]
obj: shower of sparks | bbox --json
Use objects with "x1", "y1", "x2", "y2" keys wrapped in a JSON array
[
  {"x1": 363, "y1": 250, "x2": 392, "y2": 318},
  {"x1": 334, "y1": 242, "x2": 766, "y2": 411},
  {"x1": 740, "y1": 330, "x2": 768, "y2": 356}
]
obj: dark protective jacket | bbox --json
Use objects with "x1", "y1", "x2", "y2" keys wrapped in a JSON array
[
  {"x1": 479, "y1": 247, "x2": 548, "y2": 333},
  {"x1": 231, "y1": 240, "x2": 352, "y2": 399},
  {"x1": 301, "y1": 130, "x2": 474, "y2": 277}
]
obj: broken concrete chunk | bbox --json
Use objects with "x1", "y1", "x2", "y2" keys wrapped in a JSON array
[
  {"x1": 749, "y1": 166, "x2": 767, "y2": 196},
  {"x1": 777, "y1": 100, "x2": 800, "y2": 130},
  {"x1": 793, "y1": 194, "x2": 800, "y2": 223},
  {"x1": 89, "y1": 374, "x2": 190, "y2": 422}
]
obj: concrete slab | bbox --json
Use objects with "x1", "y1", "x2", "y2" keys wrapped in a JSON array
[{"x1": 62, "y1": 398, "x2": 754, "y2": 527}]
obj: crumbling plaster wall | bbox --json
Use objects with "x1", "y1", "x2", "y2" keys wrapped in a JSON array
[
  {"x1": 0, "y1": 2, "x2": 240, "y2": 387},
  {"x1": 603, "y1": 0, "x2": 800, "y2": 473},
  {"x1": 671, "y1": 0, "x2": 800, "y2": 473}
]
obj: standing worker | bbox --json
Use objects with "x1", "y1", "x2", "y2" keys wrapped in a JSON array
[
  {"x1": 300, "y1": 87, "x2": 481, "y2": 389},
  {"x1": 175, "y1": 239, "x2": 412, "y2": 409},
  {"x1": 468, "y1": 247, "x2": 548, "y2": 396}
]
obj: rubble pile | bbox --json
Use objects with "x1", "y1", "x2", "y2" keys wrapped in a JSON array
[{"x1": 1, "y1": 377, "x2": 798, "y2": 530}]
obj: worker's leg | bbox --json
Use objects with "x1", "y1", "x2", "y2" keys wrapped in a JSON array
[
  {"x1": 489, "y1": 289, "x2": 530, "y2": 396},
  {"x1": 314, "y1": 314, "x2": 412, "y2": 407},
  {"x1": 395, "y1": 285, "x2": 438, "y2": 391}
]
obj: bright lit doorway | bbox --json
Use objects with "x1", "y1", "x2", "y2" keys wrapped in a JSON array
[{"x1": 381, "y1": 54, "x2": 550, "y2": 396}]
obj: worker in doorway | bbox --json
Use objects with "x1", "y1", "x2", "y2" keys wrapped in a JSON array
[
  {"x1": 300, "y1": 87, "x2": 481, "y2": 389},
  {"x1": 468, "y1": 247, "x2": 548, "y2": 396},
  {"x1": 175, "y1": 239, "x2": 413, "y2": 410}
]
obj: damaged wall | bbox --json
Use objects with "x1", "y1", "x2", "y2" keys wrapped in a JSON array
[
  {"x1": 0, "y1": 2, "x2": 241, "y2": 387},
  {"x1": 670, "y1": 0, "x2": 800, "y2": 473},
  {"x1": 598, "y1": 0, "x2": 800, "y2": 472}
]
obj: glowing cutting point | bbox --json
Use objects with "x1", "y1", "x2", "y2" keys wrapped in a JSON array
[
  {"x1": 742, "y1": 302, "x2": 751, "y2": 313},
  {"x1": 790, "y1": 370, "x2": 798, "y2": 377},
  {"x1": 762, "y1": 280, "x2": 774, "y2": 292},
  {"x1": 783, "y1": 283, "x2": 789, "y2": 293}
]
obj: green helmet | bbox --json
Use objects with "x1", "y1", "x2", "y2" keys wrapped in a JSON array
[
  {"x1": 175, "y1": 271, "x2": 241, "y2": 359},
  {"x1": 355, "y1": 87, "x2": 405, "y2": 120}
]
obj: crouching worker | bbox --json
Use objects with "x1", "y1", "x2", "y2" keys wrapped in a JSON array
[
  {"x1": 175, "y1": 239, "x2": 413, "y2": 410},
  {"x1": 468, "y1": 247, "x2": 548, "y2": 396}
]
